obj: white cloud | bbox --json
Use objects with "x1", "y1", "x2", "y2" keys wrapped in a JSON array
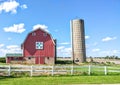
[
  {"x1": 85, "y1": 36, "x2": 90, "y2": 39},
  {"x1": 54, "y1": 29, "x2": 58, "y2": 32},
  {"x1": 33, "y1": 24, "x2": 49, "y2": 32},
  {"x1": 93, "y1": 42, "x2": 98, "y2": 46},
  {"x1": 6, "y1": 45, "x2": 18, "y2": 49},
  {"x1": 8, "y1": 37, "x2": 12, "y2": 40},
  {"x1": 0, "y1": 44, "x2": 4, "y2": 48},
  {"x1": 101, "y1": 50, "x2": 120, "y2": 56},
  {"x1": 57, "y1": 46, "x2": 65, "y2": 50},
  {"x1": 102, "y1": 37, "x2": 117, "y2": 42},
  {"x1": 6, "y1": 45, "x2": 21, "y2": 53},
  {"x1": 64, "y1": 48, "x2": 72, "y2": 53},
  {"x1": 0, "y1": 0, "x2": 27, "y2": 14},
  {"x1": 59, "y1": 42, "x2": 70, "y2": 45},
  {"x1": 112, "y1": 50, "x2": 120, "y2": 54},
  {"x1": 85, "y1": 44, "x2": 89, "y2": 49},
  {"x1": 0, "y1": 45, "x2": 22, "y2": 57},
  {"x1": 57, "y1": 46, "x2": 72, "y2": 57},
  {"x1": 0, "y1": 0, "x2": 19, "y2": 14},
  {"x1": 92, "y1": 48, "x2": 100, "y2": 52},
  {"x1": 0, "y1": 49, "x2": 7, "y2": 57},
  {"x1": 20, "y1": 4, "x2": 27, "y2": 9},
  {"x1": 3, "y1": 23, "x2": 25, "y2": 33}
]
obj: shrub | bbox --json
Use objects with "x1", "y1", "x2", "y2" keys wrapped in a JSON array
[
  {"x1": 11, "y1": 72, "x2": 30, "y2": 77},
  {"x1": 0, "y1": 57, "x2": 6, "y2": 63}
]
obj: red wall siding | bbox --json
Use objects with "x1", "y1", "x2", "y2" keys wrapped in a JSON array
[
  {"x1": 23, "y1": 29, "x2": 55, "y2": 57},
  {"x1": 35, "y1": 57, "x2": 39, "y2": 64},
  {"x1": 40, "y1": 57, "x2": 44, "y2": 64},
  {"x1": 6, "y1": 57, "x2": 23, "y2": 63},
  {"x1": 23, "y1": 29, "x2": 55, "y2": 64},
  {"x1": 35, "y1": 57, "x2": 44, "y2": 64},
  {"x1": 7, "y1": 57, "x2": 11, "y2": 63}
]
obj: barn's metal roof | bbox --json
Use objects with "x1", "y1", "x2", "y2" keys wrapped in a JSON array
[{"x1": 6, "y1": 53, "x2": 23, "y2": 57}]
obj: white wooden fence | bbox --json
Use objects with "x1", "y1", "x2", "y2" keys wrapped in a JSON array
[{"x1": 0, "y1": 65, "x2": 120, "y2": 76}]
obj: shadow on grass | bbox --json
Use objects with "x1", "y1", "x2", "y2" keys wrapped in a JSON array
[
  {"x1": 55, "y1": 60, "x2": 72, "y2": 64},
  {"x1": 0, "y1": 76, "x2": 18, "y2": 80}
]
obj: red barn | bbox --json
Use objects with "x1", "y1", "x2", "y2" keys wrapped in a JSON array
[{"x1": 6, "y1": 28, "x2": 56, "y2": 64}]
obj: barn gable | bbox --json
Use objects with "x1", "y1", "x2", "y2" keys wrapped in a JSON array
[
  {"x1": 22, "y1": 28, "x2": 56, "y2": 64},
  {"x1": 22, "y1": 28, "x2": 55, "y2": 48}
]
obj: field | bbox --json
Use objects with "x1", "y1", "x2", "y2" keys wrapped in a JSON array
[
  {"x1": 0, "y1": 76, "x2": 120, "y2": 85},
  {"x1": 1, "y1": 58, "x2": 120, "y2": 85}
]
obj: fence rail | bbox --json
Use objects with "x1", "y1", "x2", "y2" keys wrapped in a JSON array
[{"x1": 0, "y1": 65, "x2": 120, "y2": 76}]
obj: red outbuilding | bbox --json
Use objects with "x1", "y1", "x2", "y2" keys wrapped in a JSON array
[{"x1": 6, "y1": 28, "x2": 56, "y2": 64}]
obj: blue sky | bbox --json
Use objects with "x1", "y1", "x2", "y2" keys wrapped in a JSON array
[{"x1": 0, "y1": 0, "x2": 120, "y2": 57}]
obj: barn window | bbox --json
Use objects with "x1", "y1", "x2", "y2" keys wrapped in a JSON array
[
  {"x1": 36, "y1": 42, "x2": 43, "y2": 49},
  {"x1": 32, "y1": 32, "x2": 36, "y2": 36},
  {"x1": 13, "y1": 57, "x2": 18, "y2": 60},
  {"x1": 28, "y1": 57, "x2": 31, "y2": 60},
  {"x1": 43, "y1": 33, "x2": 47, "y2": 37}
]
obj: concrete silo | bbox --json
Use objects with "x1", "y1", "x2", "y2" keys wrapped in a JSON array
[{"x1": 70, "y1": 19, "x2": 86, "y2": 64}]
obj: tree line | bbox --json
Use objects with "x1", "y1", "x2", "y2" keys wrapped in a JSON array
[{"x1": 89, "y1": 55, "x2": 119, "y2": 59}]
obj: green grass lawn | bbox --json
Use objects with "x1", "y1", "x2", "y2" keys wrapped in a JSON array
[
  {"x1": 0, "y1": 76, "x2": 120, "y2": 85},
  {"x1": 0, "y1": 63, "x2": 7, "y2": 65}
]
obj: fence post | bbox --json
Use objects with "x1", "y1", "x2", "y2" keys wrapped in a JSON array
[
  {"x1": 71, "y1": 65, "x2": 73, "y2": 75},
  {"x1": 88, "y1": 65, "x2": 91, "y2": 75},
  {"x1": 30, "y1": 65, "x2": 33, "y2": 77},
  {"x1": 8, "y1": 65, "x2": 11, "y2": 76},
  {"x1": 52, "y1": 65, "x2": 54, "y2": 76},
  {"x1": 104, "y1": 66, "x2": 107, "y2": 75}
]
